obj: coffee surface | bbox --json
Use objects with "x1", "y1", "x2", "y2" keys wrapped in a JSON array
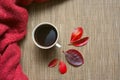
[{"x1": 34, "y1": 24, "x2": 57, "y2": 47}]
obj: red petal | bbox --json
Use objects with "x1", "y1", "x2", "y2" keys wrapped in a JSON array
[
  {"x1": 48, "y1": 58, "x2": 58, "y2": 68},
  {"x1": 70, "y1": 27, "x2": 83, "y2": 43},
  {"x1": 59, "y1": 61, "x2": 67, "y2": 74},
  {"x1": 72, "y1": 37, "x2": 89, "y2": 47}
]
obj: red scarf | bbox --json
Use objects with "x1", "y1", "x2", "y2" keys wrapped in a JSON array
[{"x1": 0, "y1": 0, "x2": 48, "y2": 80}]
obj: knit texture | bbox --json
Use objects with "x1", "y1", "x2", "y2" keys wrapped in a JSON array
[{"x1": 0, "y1": 0, "x2": 48, "y2": 80}]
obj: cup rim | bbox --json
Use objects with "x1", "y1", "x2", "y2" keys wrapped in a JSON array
[{"x1": 32, "y1": 22, "x2": 59, "y2": 49}]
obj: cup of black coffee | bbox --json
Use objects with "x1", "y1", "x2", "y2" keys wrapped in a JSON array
[{"x1": 32, "y1": 22, "x2": 61, "y2": 49}]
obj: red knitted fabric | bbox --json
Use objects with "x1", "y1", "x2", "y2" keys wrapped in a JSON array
[{"x1": 0, "y1": 0, "x2": 48, "y2": 80}]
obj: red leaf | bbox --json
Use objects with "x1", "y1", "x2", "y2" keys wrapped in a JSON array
[
  {"x1": 48, "y1": 58, "x2": 58, "y2": 68},
  {"x1": 70, "y1": 27, "x2": 83, "y2": 43},
  {"x1": 59, "y1": 61, "x2": 67, "y2": 74},
  {"x1": 72, "y1": 37, "x2": 89, "y2": 47},
  {"x1": 64, "y1": 49, "x2": 84, "y2": 67}
]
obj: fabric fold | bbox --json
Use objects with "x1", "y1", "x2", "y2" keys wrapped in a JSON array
[{"x1": 0, "y1": 0, "x2": 48, "y2": 80}]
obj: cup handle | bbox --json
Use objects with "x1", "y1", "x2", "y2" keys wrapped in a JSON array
[{"x1": 55, "y1": 43, "x2": 61, "y2": 48}]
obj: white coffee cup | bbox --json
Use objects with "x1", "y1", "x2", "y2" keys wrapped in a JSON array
[{"x1": 32, "y1": 22, "x2": 61, "y2": 49}]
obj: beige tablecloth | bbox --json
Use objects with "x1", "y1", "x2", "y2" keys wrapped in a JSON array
[{"x1": 20, "y1": 0, "x2": 120, "y2": 80}]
